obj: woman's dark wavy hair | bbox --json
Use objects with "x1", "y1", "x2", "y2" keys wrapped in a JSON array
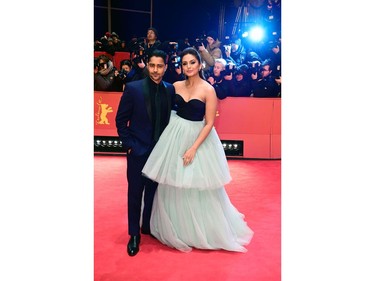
[{"x1": 180, "y1": 47, "x2": 205, "y2": 80}]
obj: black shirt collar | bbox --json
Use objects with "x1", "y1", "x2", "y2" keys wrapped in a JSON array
[{"x1": 147, "y1": 76, "x2": 164, "y2": 92}]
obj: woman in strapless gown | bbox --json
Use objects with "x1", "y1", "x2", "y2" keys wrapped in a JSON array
[{"x1": 142, "y1": 47, "x2": 253, "y2": 252}]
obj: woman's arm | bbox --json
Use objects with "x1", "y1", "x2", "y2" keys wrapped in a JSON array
[{"x1": 182, "y1": 85, "x2": 217, "y2": 166}]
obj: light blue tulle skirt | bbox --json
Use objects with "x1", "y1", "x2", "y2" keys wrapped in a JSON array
[{"x1": 142, "y1": 111, "x2": 254, "y2": 252}]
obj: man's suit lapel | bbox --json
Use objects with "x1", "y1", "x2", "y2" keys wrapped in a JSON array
[{"x1": 142, "y1": 79, "x2": 152, "y2": 121}]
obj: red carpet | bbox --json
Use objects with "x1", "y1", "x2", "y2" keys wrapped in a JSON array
[{"x1": 94, "y1": 155, "x2": 281, "y2": 281}]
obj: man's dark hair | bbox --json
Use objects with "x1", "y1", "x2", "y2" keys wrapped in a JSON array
[
  {"x1": 98, "y1": 54, "x2": 110, "y2": 63},
  {"x1": 148, "y1": 49, "x2": 167, "y2": 64},
  {"x1": 120, "y1": 59, "x2": 132, "y2": 68},
  {"x1": 148, "y1": 27, "x2": 159, "y2": 38}
]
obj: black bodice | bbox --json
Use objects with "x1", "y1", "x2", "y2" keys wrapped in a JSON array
[{"x1": 175, "y1": 94, "x2": 205, "y2": 121}]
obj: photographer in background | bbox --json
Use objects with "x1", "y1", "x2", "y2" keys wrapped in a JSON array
[
  {"x1": 111, "y1": 32, "x2": 121, "y2": 51},
  {"x1": 207, "y1": 58, "x2": 232, "y2": 100},
  {"x1": 266, "y1": 41, "x2": 281, "y2": 79},
  {"x1": 164, "y1": 54, "x2": 184, "y2": 84},
  {"x1": 224, "y1": 37, "x2": 247, "y2": 66},
  {"x1": 265, "y1": 41, "x2": 281, "y2": 96},
  {"x1": 94, "y1": 54, "x2": 122, "y2": 92},
  {"x1": 250, "y1": 59, "x2": 280, "y2": 97},
  {"x1": 245, "y1": 51, "x2": 263, "y2": 75},
  {"x1": 163, "y1": 41, "x2": 184, "y2": 84},
  {"x1": 181, "y1": 37, "x2": 191, "y2": 50},
  {"x1": 228, "y1": 64, "x2": 252, "y2": 97},
  {"x1": 130, "y1": 27, "x2": 163, "y2": 77},
  {"x1": 140, "y1": 27, "x2": 162, "y2": 63},
  {"x1": 195, "y1": 30, "x2": 222, "y2": 77},
  {"x1": 129, "y1": 37, "x2": 147, "y2": 70},
  {"x1": 116, "y1": 59, "x2": 144, "y2": 91}
]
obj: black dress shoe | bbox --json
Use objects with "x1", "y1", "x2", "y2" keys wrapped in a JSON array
[{"x1": 127, "y1": 235, "x2": 140, "y2": 257}]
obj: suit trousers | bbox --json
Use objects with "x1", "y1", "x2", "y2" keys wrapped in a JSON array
[{"x1": 126, "y1": 153, "x2": 158, "y2": 236}]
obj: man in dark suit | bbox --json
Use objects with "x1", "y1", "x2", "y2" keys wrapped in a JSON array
[{"x1": 115, "y1": 49, "x2": 176, "y2": 257}]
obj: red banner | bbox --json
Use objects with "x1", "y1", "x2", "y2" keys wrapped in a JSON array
[
  {"x1": 94, "y1": 92, "x2": 281, "y2": 159},
  {"x1": 94, "y1": 92, "x2": 121, "y2": 136}
]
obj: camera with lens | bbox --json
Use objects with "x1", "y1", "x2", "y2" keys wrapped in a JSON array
[
  {"x1": 233, "y1": 64, "x2": 249, "y2": 77},
  {"x1": 221, "y1": 63, "x2": 236, "y2": 76},
  {"x1": 132, "y1": 49, "x2": 146, "y2": 64},
  {"x1": 97, "y1": 62, "x2": 108, "y2": 70},
  {"x1": 130, "y1": 37, "x2": 147, "y2": 64},
  {"x1": 168, "y1": 55, "x2": 181, "y2": 70},
  {"x1": 118, "y1": 69, "x2": 129, "y2": 80},
  {"x1": 248, "y1": 61, "x2": 261, "y2": 75},
  {"x1": 129, "y1": 37, "x2": 145, "y2": 52},
  {"x1": 194, "y1": 36, "x2": 206, "y2": 49}
]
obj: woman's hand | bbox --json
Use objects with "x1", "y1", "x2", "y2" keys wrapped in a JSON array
[{"x1": 182, "y1": 147, "x2": 197, "y2": 166}]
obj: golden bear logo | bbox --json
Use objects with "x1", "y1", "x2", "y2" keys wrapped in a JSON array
[{"x1": 96, "y1": 96, "x2": 113, "y2": 125}]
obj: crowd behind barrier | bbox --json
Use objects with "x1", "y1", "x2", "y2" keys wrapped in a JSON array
[
  {"x1": 94, "y1": 36, "x2": 281, "y2": 94},
  {"x1": 94, "y1": 38, "x2": 282, "y2": 98},
  {"x1": 94, "y1": 92, "x2": 281, "y2": 159},
  {"x1": 94, "y1": 0, "x2": 281, "y2": 97}
]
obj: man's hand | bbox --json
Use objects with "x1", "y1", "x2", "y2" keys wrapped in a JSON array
[
  {"x1": 198, "y1": 45, "x2": 205, "y2": 52},
  {"x1": 207, "y1": 76, "x2": 215, "y2": 85}
]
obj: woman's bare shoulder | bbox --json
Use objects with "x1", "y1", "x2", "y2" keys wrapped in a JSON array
[
  {"x1": 173, "y1": 80, "x2": 184, "y2": 88},
  {"x1": 201, "y1": 80, "x2": 215, "y2": 92},
  {"x1": 173, "y1": 81, "x2": 185, "y2": 92}
]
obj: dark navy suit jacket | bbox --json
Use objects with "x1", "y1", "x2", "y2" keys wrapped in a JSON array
[{"x1": 115, "y1": 77, "x2": 176, "y2": 156}]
